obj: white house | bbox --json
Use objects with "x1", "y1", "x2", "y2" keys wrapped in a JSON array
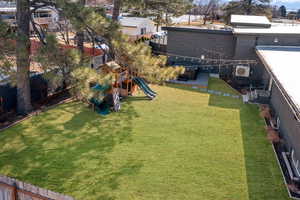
[
  {"x1": 119, "y1": 17, "x2": 156, "y2": 38},
  {"x1": 0, "y1": 2, "x2": 59, "y2": 30}
]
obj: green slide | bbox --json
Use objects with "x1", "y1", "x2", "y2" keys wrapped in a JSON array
[
  {"x1": 133, "y1": 77, "x2": 157, "y2": 99},
  {"x1": 135, "y1": 77, "x2": 157, "y2": 96}
]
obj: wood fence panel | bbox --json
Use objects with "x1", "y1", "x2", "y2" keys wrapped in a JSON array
[
  {"x1": 0, "y1": 175, "x2": 74, "y2": 200},
  {"x1": 0, "y1": 186, "x2": 12, "y2": 200}
]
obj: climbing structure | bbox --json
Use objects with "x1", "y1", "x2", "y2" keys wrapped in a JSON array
[
  {"x1": 133, "y1": 77, "x2": 157, "y2": 99},
  {"x1": 89, "y1": 61, "x2": 157, "y2": 115}
]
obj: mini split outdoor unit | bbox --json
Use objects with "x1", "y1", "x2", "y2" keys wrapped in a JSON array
[{"x1": 235, "y1": 65, "x2": 250, "y2": 77}]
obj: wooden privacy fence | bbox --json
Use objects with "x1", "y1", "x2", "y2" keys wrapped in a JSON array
[{"x1": 0, "y1": 175, "x2": 74, "y2": 200}]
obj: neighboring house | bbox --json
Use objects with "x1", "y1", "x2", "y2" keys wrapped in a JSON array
[
  {"x1": 0, "y1": 3, "x2": 59, "y2": 30},
  {"x1": 30, "y1": 40, "x2": 106, "y2": 69},
  {"x1": 86, "y1": 0, "x2": 113, "y2": 7},
  {"x1": 119, "y1": 17, "x2": 156, "y2": 39},
  {"x1": 163, "y1": 15, "x2": 300, "y2": 85},
  {"x1": 256, "y1": 46, "x2": 300, "y2": 197},
  {"x1": 163, "y1": 15, "x2": 300, "y2": 196}
]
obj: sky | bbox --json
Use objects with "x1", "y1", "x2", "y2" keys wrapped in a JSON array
[
  {"x1": 194, "y1": 0, "x2": 300, "y2": 11},
  {"x1": 272, "y1": 0, "x2": 300, "y2": 10}
]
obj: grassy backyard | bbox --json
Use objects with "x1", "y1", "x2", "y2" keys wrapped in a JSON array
[{"x1": 0, "y1": 80, "x2": 289, "y2": 200}]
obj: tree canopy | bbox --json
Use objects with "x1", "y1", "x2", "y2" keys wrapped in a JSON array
[
  {"x1": 1, "y1": 0, "x2": 185, "y2": 113},
  {"x1": 279, "y1": 5, "x2": 287, "y2": 17},
  {"x1": 223, "y1": 0, "x2": 272, "y2": 23}
]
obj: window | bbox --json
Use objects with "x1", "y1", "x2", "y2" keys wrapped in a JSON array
[
  {"x1": 268, "y1": 77, "x2": 273, "y2": 91},
  {"x1": 276, "y1": 117, "x2": 280, "y2": 129},
  {"x1": 255, "y1": 37, "x2": 258, "y2": 46},
  {"x1": 0, "y1": 13, "x2": 15, "y2": 20},
  {"x1": 39, "y1": 12, "x2": 51, "y2": 18},
  {"x1": 34, "y1": 11, "x2": 51, "y2": 18},
  {"x1": 291, "y1": 149, "x2": 300, "y2": 177},
  {"x1": 141, "y1": 27, "x2": 146, "y2": 35}
]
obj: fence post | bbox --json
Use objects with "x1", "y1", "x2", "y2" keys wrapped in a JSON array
[{"x1": 11, "y1": 183, "x2": 17, "y2": 200}]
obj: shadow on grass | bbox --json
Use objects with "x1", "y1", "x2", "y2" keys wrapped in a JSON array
[
  {"x1": 165, "y1": 83, "x2": 206, "y2": 94},
  {"x1": 165, "y1": 84, "x2": 287, "y2": 199},
  {"x1": 208, "y1": 93, "x2": 288, "y2": 199},
  {"x1": 0, "y1": 101, "x2": 142, "y2": 200},
  {"x1": 125, "y1": 96, "x2": 151, "y2": 102}
]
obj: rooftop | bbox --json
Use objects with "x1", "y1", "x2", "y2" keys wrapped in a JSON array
[
  {"x1": 256, "y1": 46, "x2": 300, "y2": 117},
  {"x1": 0, "y1": 7, "x2": 53, "y2": 12},
  {"x1": 162, "y1": 26, "x2": 233, "y2": 35},
  {"x1": 234, "y1": 23, "x2": 300, "y2": 35},
  {"x1": 230, "y1": 15, "x2": 271, "y2": 28},
  {"x1": 119, "y1": 17, "x2": 152, "y2": 28}
]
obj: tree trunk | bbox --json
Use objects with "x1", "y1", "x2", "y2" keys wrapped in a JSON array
[
  {"x1": 156, "y1": 16, "x2": 160, "y2": 32},
  {"x1": 245, "y1": 0, "x2": 252, "y2": 15},
  {"x1": 16, "y1": 0, "x2": 33, "y2": 114},
  {"x1": 112, "y1": 0, "x2": 121, "y2": 21},
  {"x1": 203, "y1": 14, "x2": 208, "y2": 25},
  {"x1": 76, "y1": 31, "x2": 84, "y2": 53},
  {"x1": 77, "y1": 0, "x2": 85, "y2": 56}
]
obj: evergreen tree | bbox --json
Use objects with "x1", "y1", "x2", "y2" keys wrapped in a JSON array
[
  {"x1": 5, "y1": 0, "x2": 185, "y2": 110},
  {"x1": 113, "y1": 34, "x2": 185, "y2": 84},
  {"x1": 16, "y1": 0, "x2": 33, "y2": 114},
  {"x1": 113, "y1": 0, "x2": 122, "y2": 21},
  {"x1": 0, "y1": 20, "x2": 15, "y2": 81},
  {"x1": 223, "y1": 0, "x2": 272, "y2": 23},
  {"x1": 35, "y1": 34, "x2": 82, "y2": 89},
  {"x1": 297, "y1": 9, "x2": 300, "y2": 19},
  {"x1": 279, "y1": 5, "x2": 287, "y2": 17},
  {"x1": 70, "y1": 67, "x2": 113, "y2": 102}
]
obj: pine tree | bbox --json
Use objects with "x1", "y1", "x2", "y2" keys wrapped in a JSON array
[
  {"x1": 113, "y1": 34, "x2": 185, "y2": 84},
  {"x1": 113, "y1": 0, "x2": 122, "y2": 21},
  {"x1": 16, "y1": 0, "x2": 33, "y2": 114},
  {"x1": 223, "y1": 0, "x2": 272, "y2": 23},
  {"x1": 0, "y1": 20, "x2": 16, "y2": 80},
  {"x1": 279, "y1": 5, "x2": 287, "y2": 17}
]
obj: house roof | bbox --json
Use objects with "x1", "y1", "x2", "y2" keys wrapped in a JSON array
[
  {"x1": 0, "y1": 7, "x2": 53, "y2": 12},
  {"x1": 119, "y1": 17, "x2": 152, "y2": 28},
  {"x1": 233, "y1": 23, "x2": 300, "y2": 35},
  {"x1": 230, "y1": 15, "x2": 271, "y2": 28},
  {"x1": 162, "y1": 26, "x2": 233, "y2": 35},
  {"x1": 0, "y1": 7, "x2": 15, "y2": 12},
  {"x1": 256, "y1": 46, "x2": 300, "y2": 118},
  {"x1": 30, "y1": 40, "x2": 104, "y2": 57}
]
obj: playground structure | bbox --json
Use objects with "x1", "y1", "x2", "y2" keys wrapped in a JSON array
[{"x1": 90, "y1": 61, "x2": 157, "y2": 115}]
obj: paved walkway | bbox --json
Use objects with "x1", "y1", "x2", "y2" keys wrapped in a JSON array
[
  {"x1": 169, "y1": 73, "x2": 241, "y2": 99},
  {"x1": 169, "y1": 73, "x2": 209, "y2": 88}
]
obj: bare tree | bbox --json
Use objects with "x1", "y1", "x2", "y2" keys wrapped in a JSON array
[{"x1": 197, "y1": 0, "x2": 220, "y2": 25}]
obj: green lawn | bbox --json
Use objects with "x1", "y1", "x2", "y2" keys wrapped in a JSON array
[
  {"x1": 0, "y1": 82, "x2": 288, "y2": 200},
  {"x1": 208, "y1": 77, "x2": 241, "y2": 95}
]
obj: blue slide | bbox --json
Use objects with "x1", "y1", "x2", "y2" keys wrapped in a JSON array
[{"x1": 133, "y1": 77, "x2": 157, "y2": 99}]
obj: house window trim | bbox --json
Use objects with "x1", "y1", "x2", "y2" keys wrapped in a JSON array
[{"x1": 291, "y1": 149, "x2": 300, "y2": 177}]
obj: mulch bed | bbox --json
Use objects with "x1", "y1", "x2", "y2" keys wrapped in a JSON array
[{"x1": 263, "y1": 117, "x2": 300, "y2": 199}]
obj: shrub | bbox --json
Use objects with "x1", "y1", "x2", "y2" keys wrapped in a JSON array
[
  {"x1": 265, "y1": 126, "x2": 280, "y2": 143},
  {"x1": 260, "y1": 105, "x2": 271, "y2": 119}
]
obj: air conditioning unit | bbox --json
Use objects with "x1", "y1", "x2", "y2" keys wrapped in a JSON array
[{"x1": 235, "y1": 65, "x2": 250, "y2": 77}]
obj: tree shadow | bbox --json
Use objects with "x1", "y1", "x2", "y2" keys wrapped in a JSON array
[
  {"x1": 125, "y1": 96, "x2": 151, "y2": 102},
  {"x1": 0, "y1": 101, "x2": 142, "y2": 200},
  {"x1": 163, "y1": 84, "x2": 287, "y2": 199},
  {"x1": 208, "y1": 94, "x2": 289, "y2": 199},
  {"x1": 165, "y1": 83, "x2": 207, "y2": 94}
]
